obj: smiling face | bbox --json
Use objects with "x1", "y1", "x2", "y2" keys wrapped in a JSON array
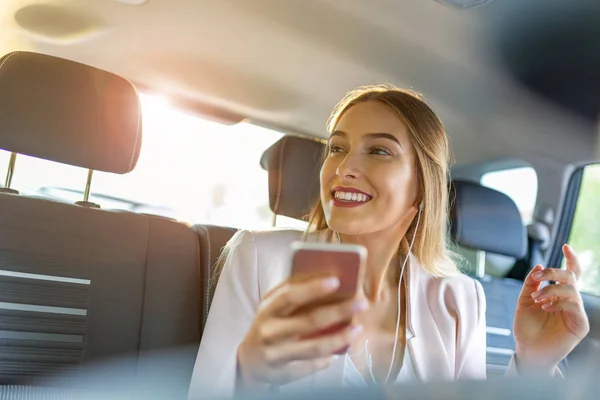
[{"x1": 320, "y1": 100, "x2": 419, "y2": 236}]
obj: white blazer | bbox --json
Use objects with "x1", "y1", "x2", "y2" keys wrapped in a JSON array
[{"x1": 189, "y1": 229, "x2": 523, "y2": 399}]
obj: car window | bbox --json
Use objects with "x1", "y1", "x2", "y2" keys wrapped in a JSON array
[
  {"x1": 0, "y1": 94, "x2": 286, "y2": 230},
  {"x1": 563, "y1": 163, "x2": 600, "y2": 295},
  {"x1": 480, "y1": 166, "x2": 538, "y2": 225},
  {"x1": 276, "y1": 215, "x2": 310, "y2": 229}
]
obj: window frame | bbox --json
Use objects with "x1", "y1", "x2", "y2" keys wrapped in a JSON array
[{"x1": 547, "y1": 165, "x2": 586, "y2": 273}]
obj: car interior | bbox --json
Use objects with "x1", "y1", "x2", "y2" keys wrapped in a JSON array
[{"x1": 0, "y1": 0, "x2": 599, "y2": 399}]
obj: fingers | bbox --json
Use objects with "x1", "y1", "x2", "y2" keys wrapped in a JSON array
[
  {"x1": 261, "y1": 277, "x2": 341, "y2": 317},
  {"x1": 519, "y1": 264, "x2": 545, "y2": 301},
  {"x1": 563, "y1": 244, "x2": 582, "y2": 281},
  {"x1": 531, "y1": 266, "x2": 578, "y2": 286},
  {"x1": 262, "y1": 324, "x2": 363, "y2": 365},
  {"x1": 259, "y1": 298, "x2": 369, "y2": 343},
  {"x1": 540, "y1": 298, "x2": 583, "y2": 313},
  {"x1": 531, "y1": 282, "x2": 580, "y2": 303},
  {"x1": 521, "y1": 244, "x2": 581, "y2": 303}
]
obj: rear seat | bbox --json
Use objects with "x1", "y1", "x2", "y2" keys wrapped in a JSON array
[{"x1": 0, "y1": 52, "x2": 202, "y2": 395}]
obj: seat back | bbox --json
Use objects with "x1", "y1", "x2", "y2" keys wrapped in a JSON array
[
  {"x1": 194, "y1": 224, "x2": 238, "y2": 331},
  {"x1": 0, "y1": 52, "x2": 202, "y2": 393}
]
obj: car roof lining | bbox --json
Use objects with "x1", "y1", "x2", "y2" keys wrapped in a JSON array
[{"x1": 0, "y1": 0, "x2": 597, "y2": 171}]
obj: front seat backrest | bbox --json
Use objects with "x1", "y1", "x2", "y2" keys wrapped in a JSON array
[{"x1": 0, "y1": 52, "x2": 201, "y2": 393}]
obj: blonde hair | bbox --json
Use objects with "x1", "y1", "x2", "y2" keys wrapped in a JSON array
[{"x1": 307, "y1": 84, "x2": 459, "y2": 277}]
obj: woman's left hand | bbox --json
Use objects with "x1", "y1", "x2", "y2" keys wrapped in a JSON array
[{"x1": 513, "y1": 244, "x2": 590, "y2": 375}]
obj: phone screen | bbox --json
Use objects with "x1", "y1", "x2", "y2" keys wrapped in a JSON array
[
  {"x1": 290, "y1": 242, "x2": 366, "y2": 354},
  {"x1": 291, "y1": 247, "x2": 363, "y2": 304}
]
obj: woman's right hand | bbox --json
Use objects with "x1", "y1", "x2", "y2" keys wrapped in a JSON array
[{"x1": 237, "y1": 276, "x2": 368, "y2": 389}]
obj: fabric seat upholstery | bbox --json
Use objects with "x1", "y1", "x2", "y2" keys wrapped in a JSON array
[
  {"x1": 0, "y1": 52, "x2": 202, "y2": 395},
  {"x1": 193, "y1": 224, "x2": 238, "y2": 331}
]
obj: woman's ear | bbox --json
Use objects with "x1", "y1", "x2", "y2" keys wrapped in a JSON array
[{"x1": 413, "y1": 195, "x2": 423, "y2": 210}]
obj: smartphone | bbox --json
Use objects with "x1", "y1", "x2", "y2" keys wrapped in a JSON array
[{"x1": 289, "y1": 241, "x2": 367, "y2": 354}]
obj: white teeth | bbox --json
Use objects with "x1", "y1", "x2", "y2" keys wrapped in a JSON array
[{"x1": 333, "y1": 191, "x2": 370, "y2": 202}]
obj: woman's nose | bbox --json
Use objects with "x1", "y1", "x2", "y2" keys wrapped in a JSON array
[{"x1": 336, "y1": 153, "x2": 362, "y2": 180}]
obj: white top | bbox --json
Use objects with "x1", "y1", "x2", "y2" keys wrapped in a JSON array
[
  {"x1": 342, "y1": 327, "x2": 417, "y2": 387},
  {"x1": 188, "y1": 229, "x2": 489, "y2": 399}
]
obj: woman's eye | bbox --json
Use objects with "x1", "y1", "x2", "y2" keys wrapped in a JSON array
[
  {"x1": 328, "y1": 144, "x2": 344, "y2": 154},
  {"x1": 370, "y1": 146, "x2": 391, "y2": 156}
]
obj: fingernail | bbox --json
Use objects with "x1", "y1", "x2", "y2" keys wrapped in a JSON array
[
  {"x1": 350, "y1": 325, "x2": 364, "y2": 336},
  {"x1": 533, "y1": 271, "x2": 544, "y2": 280},
  {"x1": 352, "y1": 300, "x2": 369, "y2": 312},
  {"x1": 323, "y1": 277, "x2": 340, "y2": 289},
  {"x1": 531, "y1": 290, "x2": 542, "y2": 299}
]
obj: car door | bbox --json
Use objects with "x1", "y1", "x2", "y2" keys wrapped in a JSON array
[{"x1": 547, "y1": 163, "x2": 600, "y2": 375}]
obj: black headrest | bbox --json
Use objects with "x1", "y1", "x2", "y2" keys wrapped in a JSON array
[
  {"x1": 260, "y1": 135, "x2": 325, "y2": 220},
  {"x1": 0, "y1": 51, "x2": 142, "y2": 174},
  {"x1": 450, "y1": 180, "x2": 527, "y2": 259}
]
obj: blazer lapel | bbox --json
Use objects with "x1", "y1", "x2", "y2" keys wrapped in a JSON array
[{"x1": 405, "y1": 255, "x2": 453, "y2": 381}]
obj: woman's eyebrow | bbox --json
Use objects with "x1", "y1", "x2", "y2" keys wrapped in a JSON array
[
  {"x1": 329, "y1": 131, "x2": 403, "y2": 149},
  {"x1": 329, "y1": 130, "x2": 347, "y2": 140},
  {"x1": 363, "y1": 132, "x2": 402, "y2": 148}
]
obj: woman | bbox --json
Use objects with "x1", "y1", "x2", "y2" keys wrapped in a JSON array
[{"x1": 189, "y1": 85, "x2": 589, "y2": 398}]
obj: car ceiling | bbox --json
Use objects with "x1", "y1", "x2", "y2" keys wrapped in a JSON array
[{"x1": 1, "y1": 0, "x2": 597, "y2": 170}]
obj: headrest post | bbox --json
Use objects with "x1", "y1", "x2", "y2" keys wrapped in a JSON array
[
  {"x1": 272, "y1": 213, "x2": 278, "y2": 227},
  {"x1": 1, "y1": 152, "x2": 19, "y2": 194},
  {"x1": 4, "y1": 152, "x2": 16, "y2": 188},
  {"x1": 475, "y1": 250, "x2": 486, "y2": 278},
  {"x1": 83, "y1": 169, "x2": 93, "y2": 203},
  {"x1": 74, "y1": 169, "x2": 100, "y2": 208}
]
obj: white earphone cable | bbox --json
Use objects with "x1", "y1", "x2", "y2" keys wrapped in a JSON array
[
  {"x1": 334, "y1": 205, "x2": 422, "y2": 386},
  {"x1": 381, "y1": 204, "x2": 422, "y2": 384}
]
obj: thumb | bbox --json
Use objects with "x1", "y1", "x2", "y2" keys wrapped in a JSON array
[
  {"x1": 520, "y1": 264, "x2": 544, "y2": 300},
  {"x1": 563, "y1": 244, "x2": 582, "y2": 281}
]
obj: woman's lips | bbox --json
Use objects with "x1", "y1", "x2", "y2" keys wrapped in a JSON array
[{"x1": 331, "y1": 187, "x2": 372, "y2": 208}]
